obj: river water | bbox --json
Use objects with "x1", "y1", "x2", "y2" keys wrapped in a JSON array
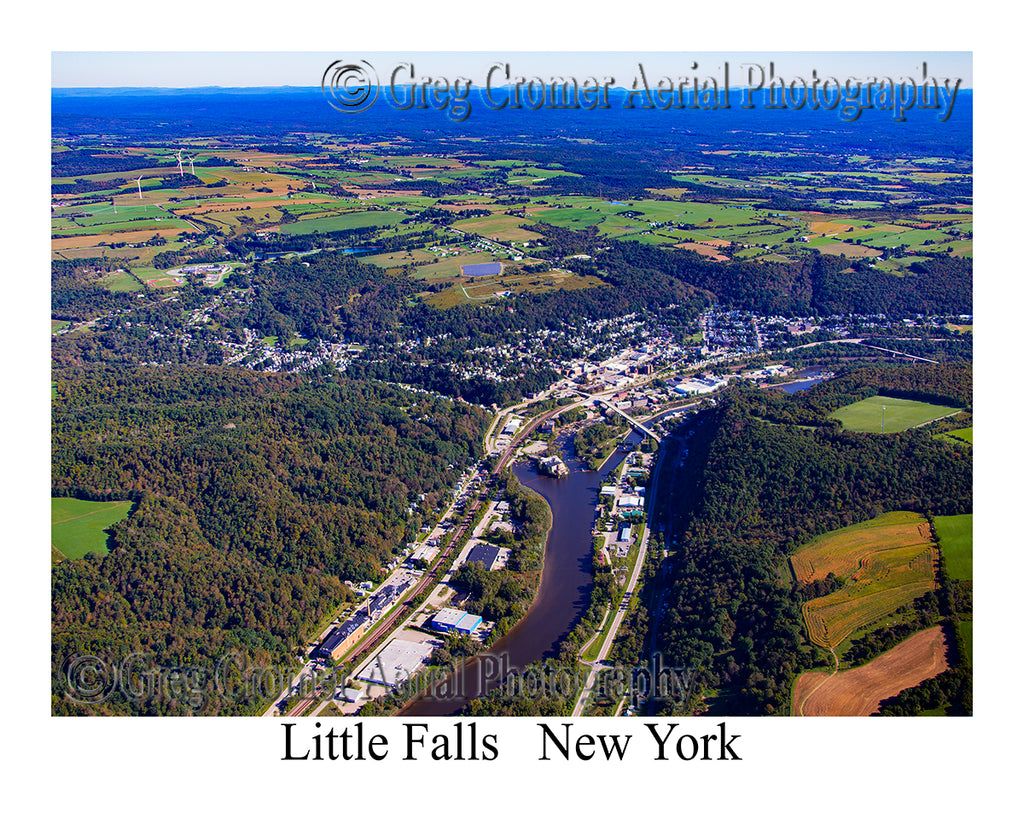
[{"x1": 399, "y1": 426, "x2": 644, "y2": 715}]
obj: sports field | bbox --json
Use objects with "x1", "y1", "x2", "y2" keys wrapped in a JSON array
[
  {"x1": 933, "y1": 513, "x2": 972, "y2": 582},
  {"x1": 794, "y1": 512, "x2": 937, "y2": 649},
  {"x1": 830, "y1": 395, "x2": 959, "y2": 433},
  {"x1": 52, "y1": 497, "x2": 133, "y2": 560}
]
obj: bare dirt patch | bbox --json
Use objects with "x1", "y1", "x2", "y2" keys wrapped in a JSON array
[
  {"x1": 792, "y1": 626, "x2": 949, "y2": 716},
  {"x1": 675, "y1": 241, "x2": 730, "y2": 261}
]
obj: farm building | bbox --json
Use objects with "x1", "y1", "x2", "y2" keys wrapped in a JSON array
[{"x1": 431, "y1": 607, "x2": 484, "y2": 634}]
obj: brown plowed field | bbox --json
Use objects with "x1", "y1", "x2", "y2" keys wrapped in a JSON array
[{"x1": 792, "y1": 626, "x2": 949, "y2": 716}]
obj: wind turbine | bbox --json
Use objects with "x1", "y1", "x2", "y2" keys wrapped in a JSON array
[
  {"x1": 187, "y1": 154, "x2": 195, "y2": 176},
  {"x1": 136, "y1": 176, "x2": 143, "y2": 198},
  {"x1": 176, "y1": 149, "x2": 184, "y2": 176}
]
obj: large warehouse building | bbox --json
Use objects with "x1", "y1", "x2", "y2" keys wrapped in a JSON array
[
  {"x1": 357, "y1": 639, "x2": 436, "y2": 688},
  {"x1": 430, "y1": 607, "x2": 483, "y2": 634}
]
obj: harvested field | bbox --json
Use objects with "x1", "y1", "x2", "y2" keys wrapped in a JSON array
[
  {"x1": 792, "y1": 626, "x2": 949, "y2": 716},
  {"x1": 790, "y1": 511, "x2": 932, "y2": 584},
  {"x1": 675, "y1": 242, "x2": 730, "y2": 261},
  {"x1": 793, "y1": 512, "x2": 938, "y2": 649}
]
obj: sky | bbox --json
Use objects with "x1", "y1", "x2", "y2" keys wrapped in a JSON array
[{"x1": 51, "y1": 51, "x2": 973, "y2": 89}]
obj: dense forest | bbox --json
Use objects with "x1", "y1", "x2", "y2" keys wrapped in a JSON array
[
  {"x1": 51, "y1": 364, "x2": 489, "y2": 714},
  {"x1": 586, "y1": 240, "x2": 972, "y2": 316},
  {"x1": 653, "y1": 367, "x2": 972, "y2": 715},
  {"x1": 52, "y1": 259, "x2": 137, "y2": 321},
  {"x1": 52, "y1": 493, "x2": 346, "y2": 715}
]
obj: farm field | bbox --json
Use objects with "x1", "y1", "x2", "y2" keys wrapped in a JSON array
[
  {"x1": 362, "y1": 249, "x2": 437, "y2": 269},
  {"x1": 52, "y1": 497, "x2": 133, "y2": 560},
  {"x1": 933, "y1": 513, "x2": 972, "y2": 582},
  {"x1": 830, "y1": 395, "x2": 959, "y2": 433},
  {"x1": 937, "y1": 426, "x2": 973, "y2": 446},
  {"x1": 279, "y1": 210, "x2": 407, "y2": 235},
  {"x1": 790, "y1": 511, "x2": 933, "y2": 584},
  {"x1": 794, "y1": 512, "x2": 937, "y2": 649},
  {"x1": 452, "y1": 214, "x2": 537, "y2": 242},
  {"x1": 791, "y1": 626, "x2": 949, "y2": 716}
]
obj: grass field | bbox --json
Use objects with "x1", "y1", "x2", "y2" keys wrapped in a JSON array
[
  {"x1": 279, "y1": 210, "x2": 407, "y2": 235},
  {"x1": 957, "y1": 620, "x2": 973, "y2": 666},
  {"x1": 937, "y1": 426, "x2": 973, "y2": 446},
  {"x1": 830, "y1": 395, "x2": 959, "y2": 433},
  {"x1": 52, "y1": 497, "x2": 133, "y2": 560},
  {"x1": 793, "y1": 512, "x2": 937, "y2": 650},
  {"x1": 933, "y1": 513, "x2": 972, "y2": 582}
]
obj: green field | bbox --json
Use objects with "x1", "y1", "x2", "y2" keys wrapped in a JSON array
[
  {"x1": 957, "y1": 620, "x2": 973, "y2": 666},
  {"x1": 363, "y1": 248, "x2": 437, "y2": 269},
  {"x1": 279, "y1": 210, "x2": 407, "y2": 235},
  {"x1": 830, "y1": 395, "x2": 959, "y2": 433},
  {"x1": 937, "y1": 426, "x2": 973, "y2": 446},
  {"x1": 933, "y1": 513, "x2": 972, "y2": 582},
  {"x1": 52, "y1": 497, "x2": 133, "y2": 560}
]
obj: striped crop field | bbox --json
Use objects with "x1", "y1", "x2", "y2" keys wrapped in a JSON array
[{"x1": 792, "y1": 512, "x2": 938, "y2": 649}]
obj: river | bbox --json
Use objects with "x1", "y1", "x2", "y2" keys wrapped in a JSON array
[
  {"x1": 395, "y1": 401, "x2": 698, "y2": 716},
  {"x1": 772, "y1": 366, "x2": 829, "y2": 394},
  {"x1": 399, "y1": 425, "x2": 647, "y2": 715}
]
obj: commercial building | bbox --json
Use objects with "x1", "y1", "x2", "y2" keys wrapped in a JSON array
[
  {"x1": 431, "y1": 607, "x2": 484, "y2": 634},
  {"x1": 317, "y1": 613, "x2": 371, "y2": 661},
  {"x1": 357, "y1": 639, "x2": 436, "y2": 688},
  {"x1": 539, "y1": 455, "x2": 569, "y2": 477},
  {"x1": 466, "y1": 543, "x2": 503, "y2": 571}
]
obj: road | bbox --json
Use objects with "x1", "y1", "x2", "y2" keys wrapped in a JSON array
[
  {"x1": 570, "y1": 425, "x2": 669, "y2": 716},
  {"x1": 272, "y1": 374, "x2": 706, "y2": 717}
]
